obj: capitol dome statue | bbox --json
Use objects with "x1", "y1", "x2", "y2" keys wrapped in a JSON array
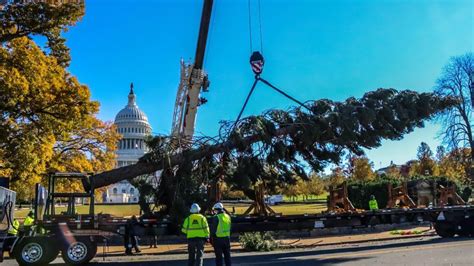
[{"x1": 104, "y1": 83, "x2": 152, "y2": 203}]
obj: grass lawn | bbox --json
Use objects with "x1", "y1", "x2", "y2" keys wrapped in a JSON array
[
  {"x1": 14, "y1": 202, "x2": 327, "y2": 219},
  {"x1": 14, "y1": 204, "x2": 141, "y2": 219},
  {"x1": 226, "y1": 202, "x2": 327, "y2": 216},
  {"x1": 283, "y1": 192, "x2": 328, "y2": 202}
]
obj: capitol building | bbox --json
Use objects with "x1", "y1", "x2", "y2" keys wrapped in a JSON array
[{"x1": 103, "y1": 84, "x2": 152, "y2": 203}]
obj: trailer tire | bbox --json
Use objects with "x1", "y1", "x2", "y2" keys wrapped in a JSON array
[
  {"x1": 61, "y1": 238, "x2": 97, "y2": 265},
  {"x1": 434, "y1": 223, "x2": 456, "y2": 238},
  {"x1": 13, "y1": 237, "x2": 50, "y2": 266}
]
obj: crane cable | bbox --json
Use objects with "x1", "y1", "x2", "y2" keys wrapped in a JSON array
[
  {"x1": 232, "y1": 0, "x2": 311, "y2": 133},
  {"x1": 248, "y1": 0, "x2": 264, "y2": 54},
  {"x1": 257, "y1": 0, "x2": 264, "y2": 54}
]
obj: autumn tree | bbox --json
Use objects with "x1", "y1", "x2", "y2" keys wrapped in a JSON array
[
  {"x1": 0, "y1": 1, "x2": 85, "y2": 66},
  {"x1": 435, "y1": 53, "x2": 473, "y2": 180},
  {"x1": 0, "y1": 2, "x2": 119, "y2": 200},
  {"x1": 306, "y1": 173, "x2": 325, "y2": 198},
  {"x1": 327, "y1": 166, "x2": 346, "y2": 187},
  {"x1": 384, "y1": 164, "x2": 402, "y2": 179},
  {"x1": 349, "y1": 156, "x2": 375, "y2": 182}
]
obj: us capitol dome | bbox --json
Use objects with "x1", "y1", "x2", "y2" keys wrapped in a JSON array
[{"x1": 103, "y1": 83, "x2": 152, "y2": 203}]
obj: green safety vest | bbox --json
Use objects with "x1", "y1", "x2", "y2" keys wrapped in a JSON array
[
  {"x1": 181, "y1": 213, "x2": 210, "y2": 239},
  {"x1": 8, "y1": 219, "x2": 19, "y2": 235},
  {"x1": 215, "y1": 213, "x2": 231, "y2": 238},
  {"x1": 369, "y1": 199, "x2": 379, "y2": 210},
  {"x1": 24, "y1": 216, "x2": 34, "y2": 226}
]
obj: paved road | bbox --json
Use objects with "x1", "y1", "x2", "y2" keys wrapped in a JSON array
[{"x1": 4, "y1": 236, "x2": 474, "y2": 265}]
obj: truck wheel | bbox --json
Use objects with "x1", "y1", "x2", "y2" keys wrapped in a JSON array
[
  {"x1": 434, "y1": 223, "x2": 456, "y2": 238},
  {"x1": 14, "y1": 237, "x2": 49, "y2": 266},
  {"x1": 61, "y1": 238, "x2": 97, "y2": 265}
]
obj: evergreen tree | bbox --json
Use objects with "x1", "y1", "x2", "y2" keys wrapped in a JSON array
[{"x1": 416, "y1": 142, "x2": 437, "y2": 176}]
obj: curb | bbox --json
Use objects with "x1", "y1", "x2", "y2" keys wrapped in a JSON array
[
  {"x1": 279, "y1": 232, "x2": 437, "y2": 249},
  {"x1": 93, "y1": 232, "x2": 437, "y2": 258}
]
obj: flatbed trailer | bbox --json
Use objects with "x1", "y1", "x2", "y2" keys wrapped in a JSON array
[
  {"x1": 1, "y1": 173, "x2": 473, "y2": 265},
  {"x1": 4, "y1": 206, "x2": 474, "y2": 265}
]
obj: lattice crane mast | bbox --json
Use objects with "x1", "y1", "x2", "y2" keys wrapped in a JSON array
[{"x1": 171, "y1": 0, "x2": 213, "y2": 143}]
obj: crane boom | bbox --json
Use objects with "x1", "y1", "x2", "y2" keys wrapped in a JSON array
[
  {"x1": 171, "y1": 0, "x2": 213, "y2": 141},
  {"x1": 194, "y1": 0, "x2": 213, "y2": 70}
]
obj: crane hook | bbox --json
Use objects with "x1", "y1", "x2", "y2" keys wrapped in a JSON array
[{"x1": 250, "y1": 51, "x2": 264, "y2": 77}]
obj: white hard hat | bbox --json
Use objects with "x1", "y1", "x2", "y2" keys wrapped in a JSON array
[
  {"x1": 213, "y1": 202, "x2": 224, "y2": 210},
  {"x1": 190, "y1": 203, "x2": 201, "y2": 213}
]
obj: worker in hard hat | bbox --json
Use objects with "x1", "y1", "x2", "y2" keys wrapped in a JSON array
[
  {"x1": 8, "y1": 218, "x2": 19, "y2": 237},
  {"x1": 369, "y1": 195, "x2": 379, "y2": 211},
  {"x1": 5, "y1": 218, "x2": 20, "y2": 250},
  {"x1": 181, "y1": 203, "x2": 209, "y2": 266},
  {"x1": 210, "y1": 202, "x2": 232, "y2": 266},
  {"x1": 24, "y1": 211, "x2": 34, "y2": 225},
  {"x1": 23, "y1": 211, "x2": 35, "y2": 236}
]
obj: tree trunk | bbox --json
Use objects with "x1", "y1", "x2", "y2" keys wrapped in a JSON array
[{"x1": 90, "y1": 125, "x2": 296, "y2": 190}]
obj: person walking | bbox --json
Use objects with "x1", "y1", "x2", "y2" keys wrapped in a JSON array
[
  {"x1": 182, "y1": 203, "x2": 209, "y2": 266},
  {"x1": 124, "y1": 215, "x2": 141, "y2": 255},
  {"x1": 210, "y1": 202, "x2": 232, "y2": 266},
  {"x1": 130, "y1": 215, "x2": 141, "y2": 253}
]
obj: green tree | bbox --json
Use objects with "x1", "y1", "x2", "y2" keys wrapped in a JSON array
[
  {"x1": 282, "y1": 182, "x2": 300, "y2": 202},
  {"x1": 306, "y1": 173, "x2": 325, "y2": 198},
  {"x1": 436, "y1": 145, "x2": 446, "y2": 163},
  {"x1": 415, "y1": 142, "x2": 438, "y2": 176}
]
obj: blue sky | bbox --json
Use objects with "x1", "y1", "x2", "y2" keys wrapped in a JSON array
[{"x1": 64, "y1": 0, "x2": 473, "y2": 169}]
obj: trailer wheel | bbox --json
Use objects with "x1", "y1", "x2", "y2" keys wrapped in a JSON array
[
  {"x1": 61, "y1": 238, "x2": 97, "y2": 265},
  {"x1": 434, "y1": 223, "x2": 456, "y2": 238},
  {"x1": 14, "y1": 237, "x2": 49, "y2": 266}
]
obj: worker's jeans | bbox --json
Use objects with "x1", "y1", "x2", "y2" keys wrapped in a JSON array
[
  {"x1": 213, "y1": 237, "x2": 231, "y2": 266},
  {"x1": 188, "y1": 238, "x2": 206, "y2": 266}
]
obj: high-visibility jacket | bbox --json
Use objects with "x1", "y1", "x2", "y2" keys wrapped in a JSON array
[
  {"x1": 215, "y1": 213, "x2": 231, "y2": 238},
  {"x1": 8, "y1": 219, "x2": 20, "y2": 235},
  {"x1": 24, "y1": 216, "x2": 35, "y2": 226},
  {"x1": 369, "y1": 199, "x2": 379, "y2": 210},
  {"x1": 181, "y1": 213, "x2": 210, "y2": 239}
]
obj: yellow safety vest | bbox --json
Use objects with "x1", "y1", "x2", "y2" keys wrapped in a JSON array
[
  {"x1": 24, "y1": 216, "x2": 34, "y2": 226},
  {"x1": 181, "y1": 214, "x2": 209, "y2": 239},
  {"x1": 215, "y1": 213, "x2": 231, "y2": 238},
  {"x1": 369, "y1": 199, "x2": 379, "y2": 210},
  {"x1": 8, "y1": 219, "x2": 19, "y2": 235}
]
